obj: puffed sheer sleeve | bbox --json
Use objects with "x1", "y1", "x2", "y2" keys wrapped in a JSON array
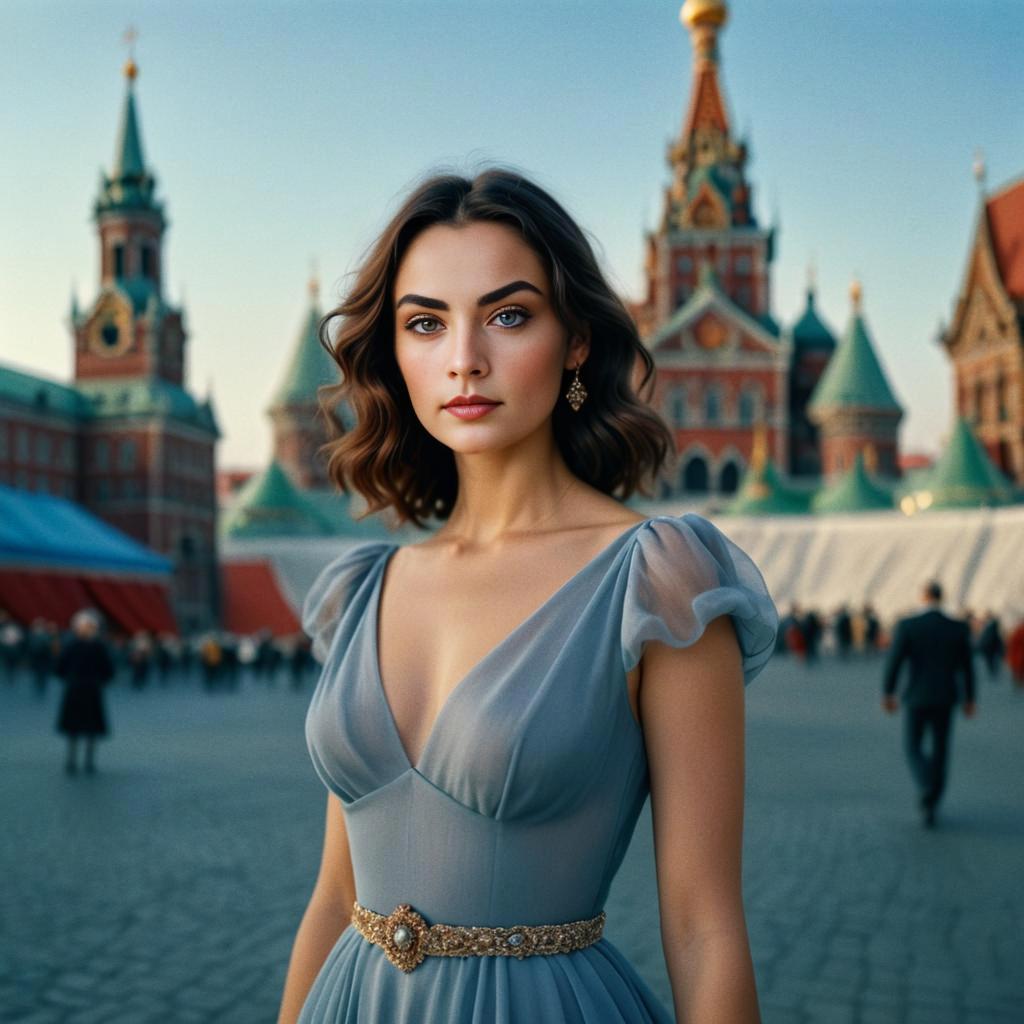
[
  {"x1": 301, "y1": 541, "x2": 391, "y2": 663},
  {"x1": 621, "y1": 513, "x2": 778, "y2": 685}
]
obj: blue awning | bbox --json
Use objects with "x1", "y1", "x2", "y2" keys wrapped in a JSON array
[{"x1": 0, "y1": 484, "x2": 171, "y2": 576}]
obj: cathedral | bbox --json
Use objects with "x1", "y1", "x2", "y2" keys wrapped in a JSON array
[
  {"x1": 0, "y1": 58, "x2": 220, "y2": 630},
  {"x1": 634, "y1": 0, "x2": 903, "y2": 500}
]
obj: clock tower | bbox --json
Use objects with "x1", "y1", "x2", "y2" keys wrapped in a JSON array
[{"x1": 68, "y1": 56, "x2": 220, "y2": 633}]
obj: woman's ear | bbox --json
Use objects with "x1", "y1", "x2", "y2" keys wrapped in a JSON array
[{"x1": 566, "y1": 328, "x2": 591, "y2": 370}]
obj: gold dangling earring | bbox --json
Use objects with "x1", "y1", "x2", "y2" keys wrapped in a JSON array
[{"x1": 566, "y1": 363, "x2": 587, "y2": 412}]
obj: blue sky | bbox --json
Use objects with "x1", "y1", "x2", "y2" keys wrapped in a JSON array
[{"x1": 1, "y1": 1, "x2": 1021, "y2": 466}]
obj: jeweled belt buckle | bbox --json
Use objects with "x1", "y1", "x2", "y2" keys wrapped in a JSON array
[{"x1": 377, "y1": 903, "x2": 429, "y2": 973}]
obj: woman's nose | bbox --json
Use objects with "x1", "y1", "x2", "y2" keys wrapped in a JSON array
[{"x1": 446, "y1": 320, "x2": 488, "y2": 377}]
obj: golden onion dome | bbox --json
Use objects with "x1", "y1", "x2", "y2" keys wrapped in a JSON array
[
  {"x1": 123, "y1": 57, "x2": 138, "y2": 81},
  {"x1": 680, "y1": 0, "x2": 728, "y2": 30}
]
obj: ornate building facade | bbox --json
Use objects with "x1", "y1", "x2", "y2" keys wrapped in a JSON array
[
  {"x1": 632, "y1": 0, "x2": 866, "y2": 498},
  {"x1": 940, "y1": 174, "x2": 1024, "y2": 484},
  {"x1": 0, "y1": 59, "x2": 220, "y2": 631}
]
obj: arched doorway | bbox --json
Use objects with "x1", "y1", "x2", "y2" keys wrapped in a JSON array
[
  {"x1": 682, "y1": 456, "x2": 709, "y2": 493},
  {"x1": 719, "y1": 461, "x2": 740, "y2": 494}
]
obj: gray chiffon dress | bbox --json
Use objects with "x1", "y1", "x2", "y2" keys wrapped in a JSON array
[{"x1": 298, "y1": 512, "x2": 778, "y2": 1023}]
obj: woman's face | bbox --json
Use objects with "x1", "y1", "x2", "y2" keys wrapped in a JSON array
[{"x1": 392, "y1": 220, "x2": 588, "y2": 455}]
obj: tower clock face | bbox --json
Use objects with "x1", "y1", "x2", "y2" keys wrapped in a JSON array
[{"x1": 87, "y1": 301, "x2": 132, "y2": 357}]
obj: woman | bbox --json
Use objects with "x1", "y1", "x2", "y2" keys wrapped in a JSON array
[
  {"x1": 55, "y1": 609, "x2": 115, "y2": 775},
  {"x1": 278, "y1": 168, "x2": 778, "y2": 1023}
]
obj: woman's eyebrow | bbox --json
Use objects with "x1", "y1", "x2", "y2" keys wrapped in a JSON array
[{"x1": 395, "y1": 280, "x2": 543, "y2": 311}]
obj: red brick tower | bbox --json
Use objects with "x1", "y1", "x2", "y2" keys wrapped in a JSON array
[
  {"x1": 633, "y1": 0, "x2": 790, "y2": 499},
  {"x1": 69, "y1": 58, "x2": 220, "y2": 632}
]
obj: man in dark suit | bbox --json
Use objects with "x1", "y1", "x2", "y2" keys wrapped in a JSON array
[{"x1": 882, "y1": 580, "x2": 976, "y2": 828}]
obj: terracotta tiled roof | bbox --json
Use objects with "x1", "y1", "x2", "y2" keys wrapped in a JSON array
[{"x1": 986, "y1": 177, "x2": 1024, "y2": 300}]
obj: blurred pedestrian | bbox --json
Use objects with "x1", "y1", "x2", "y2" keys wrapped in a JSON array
[
  {"x1": 882, "y1": 580, "x2": 976, "y2": 828},
  {"x1": 863, "y1": 604, "x2": 880, "y2": 654},
  {"x1": 802, "y1": 609, "x2": 822, "y2": 665},
  {"x1": 199, "y1": 632, "x2": 222, "y2": 690},
  {"x1": 834, "y1": 605, "x2": 853, "y2": 660},
  {"x1": 1, "y1": 614, "x2": 24, "y2": 683},
  {"x1": 1006, "y1": 617, "x2": 1024, "y2": 689},
  {"x1": 128, "y1": 631, "x2": 153, "y2": 689},
  {"x1": 975, "y1": 612, "x2": 1004, "y2": 680},
  {"x1": 27, "y1": 618, "x2": 55, "y2": 697},
  {"x1": 55, "y1": 609, "x2": 115, "y2": 775}
]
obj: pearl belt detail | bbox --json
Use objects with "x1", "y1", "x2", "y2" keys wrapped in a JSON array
[{"x1": 351, "y1": 901, "x2": 606, "y2": 973}]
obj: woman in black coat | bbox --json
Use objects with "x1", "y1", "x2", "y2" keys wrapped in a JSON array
[{"x1": 55, "y1": 609, "x2": 115, "y2": 775}]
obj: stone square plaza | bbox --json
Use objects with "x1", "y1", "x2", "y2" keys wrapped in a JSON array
[{"x1": 1, "y1": 650, "x2": 1020, "y2": 1024}]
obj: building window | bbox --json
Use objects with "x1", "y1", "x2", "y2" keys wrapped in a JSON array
[
  {"x1": 676, "y1": 255, "x2": 693, "y2": 272},
  {"x1": 64, "y1": 479, "x2": 75, "y2": 499},
  {"x1": 704, "y1": 385, "x2": 721, "y2": 425},
  {"x1": 141, "y1": 245, "x2": 154, "y2": 280},
  {"x1": 665, "y1": 385, "x2": 687, "y2": 427},
  {"x1": 95, "y1": 478, "x2": 111, "y2": 501},
  {"x1": 735, "y1": 253, "x2": 752, "y2": 274},
  {"x1": 61, "y1": 438, "x2": 74, "y2": 469},
  {"x1": 739, "y1": 385, "x2": 761, "y2": 426},
  {"x1": 94, "y1": 439, "x2": 110, "y2": 469},
  {"x1": 113, "y1": 244, "x2": 125, "y2": 278},
  {"x1": 34, "y1": 434, "x2": 51, "y2": 465},
  {"x1": 974, "y1": 380, "x2": 984, "y2": 423},
  {"x1": 675, "y1": 287, "x2": 689, "y2": 307},
  {"x1": 15, "y1": 428, "x2": 29, "y2": 464},
  {"x1": 0, "y1": 427, "x2": 7, "y2": 459},
  {"x1": 119, "y1": 438, "x2": 138, "y2": 470},
  {"x1": 736, "y1": 284, "x2": 752, "y2": 309}
]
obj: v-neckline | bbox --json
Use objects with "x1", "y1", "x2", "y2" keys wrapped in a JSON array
[{"x1": 369, "y1": 518, "x2": 650, "y2": 771}]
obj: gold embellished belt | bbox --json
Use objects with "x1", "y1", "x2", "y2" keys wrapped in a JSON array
[{"x1": 351, "y1": 901, "x2": 606, "y2": 973}]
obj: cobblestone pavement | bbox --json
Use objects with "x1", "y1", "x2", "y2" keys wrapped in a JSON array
[{"x1": 1, "y1": 655, "x2": 1021, "y2": 1023}]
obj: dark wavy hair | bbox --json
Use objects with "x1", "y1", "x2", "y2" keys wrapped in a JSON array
[{"x1": 316, "y1": 167, "x2": 674, "y2": 528}]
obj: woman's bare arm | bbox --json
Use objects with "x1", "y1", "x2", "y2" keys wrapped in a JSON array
[
  {"x1": 640, "y1": 614, "x2": 760, "y2": 1024},
  {"x1": 277, "y1": 792, "x2": 357, "y2": 1024}
]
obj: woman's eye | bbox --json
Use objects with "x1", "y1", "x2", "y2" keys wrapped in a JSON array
[
  {"x1": 408, "y1": 316, "x2": 442, "y2": 334},
  {"x1": 491, "y1": 307, "x2": 530, "y2": 328}
]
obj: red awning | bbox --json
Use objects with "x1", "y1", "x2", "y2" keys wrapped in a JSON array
[
  {"x1": 221, "y1": 560, "x2": 301, "y2": 637},
  {"x1": 0, "y1": 569, "x2": 177, "y2": 635}
]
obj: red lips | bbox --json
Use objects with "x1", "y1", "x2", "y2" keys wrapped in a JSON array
[{"x1": 443, "y1": 394, "x2": 500, "y2": 408}]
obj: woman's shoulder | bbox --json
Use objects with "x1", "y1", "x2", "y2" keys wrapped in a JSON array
[
  {"x1": 620, "y1": 511, "x2": 779, "y2": 685},
  {"x1": 301, "y1": 539, "x2": 397, "y2": 661}
]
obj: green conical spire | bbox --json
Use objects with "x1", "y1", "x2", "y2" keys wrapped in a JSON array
[
  {"x1": 725, "y1": 425, "x2": 811, "y2": 515},
  {"x1": 906, "y1": 418, "x2": 1014, "y2": 511},
  {"x1": 95, "y1": 60, "x2": 161, "y2": 216},
  {"x1": 221, "y1": 461, "x2": 336, "y2": 539},
  {"x1": 808, "y1": 282, "x2": 901, "y2": 416},
  {"x1": 113, "y1": 80, "x2": 146, "y2": 179},
  {"x1": 269, "y1": 278, "x2": 339, "y2": 410},
  {"x1": 812, "y1": 449, "x2": 893, "y2": 514},
  {"x1": 792, "y1": 276, "x2": 836, "y2": 349}
]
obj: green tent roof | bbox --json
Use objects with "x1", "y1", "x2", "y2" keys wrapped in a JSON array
[
  {"x1": 904, "y1": 418, "x2": 1015, "y2": 511},
  {"x1": 792, "y1": 288, "x2": 837, "y2": 349},
  {"x1": 725, "y1": 458, "x2": 811, "y2": 516},
  {"x1": 808, "y1": 307, "x2": 901, "y2": 415},
  {"x1": 221, "y1": 461, "x2": 337, "y2": 539},
  {"x1": 811, "y1": 450, "x2": 893, "y2": 514},
  {"x1": 269, "y1": 294, "x2": 339, "y2": 410}
]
